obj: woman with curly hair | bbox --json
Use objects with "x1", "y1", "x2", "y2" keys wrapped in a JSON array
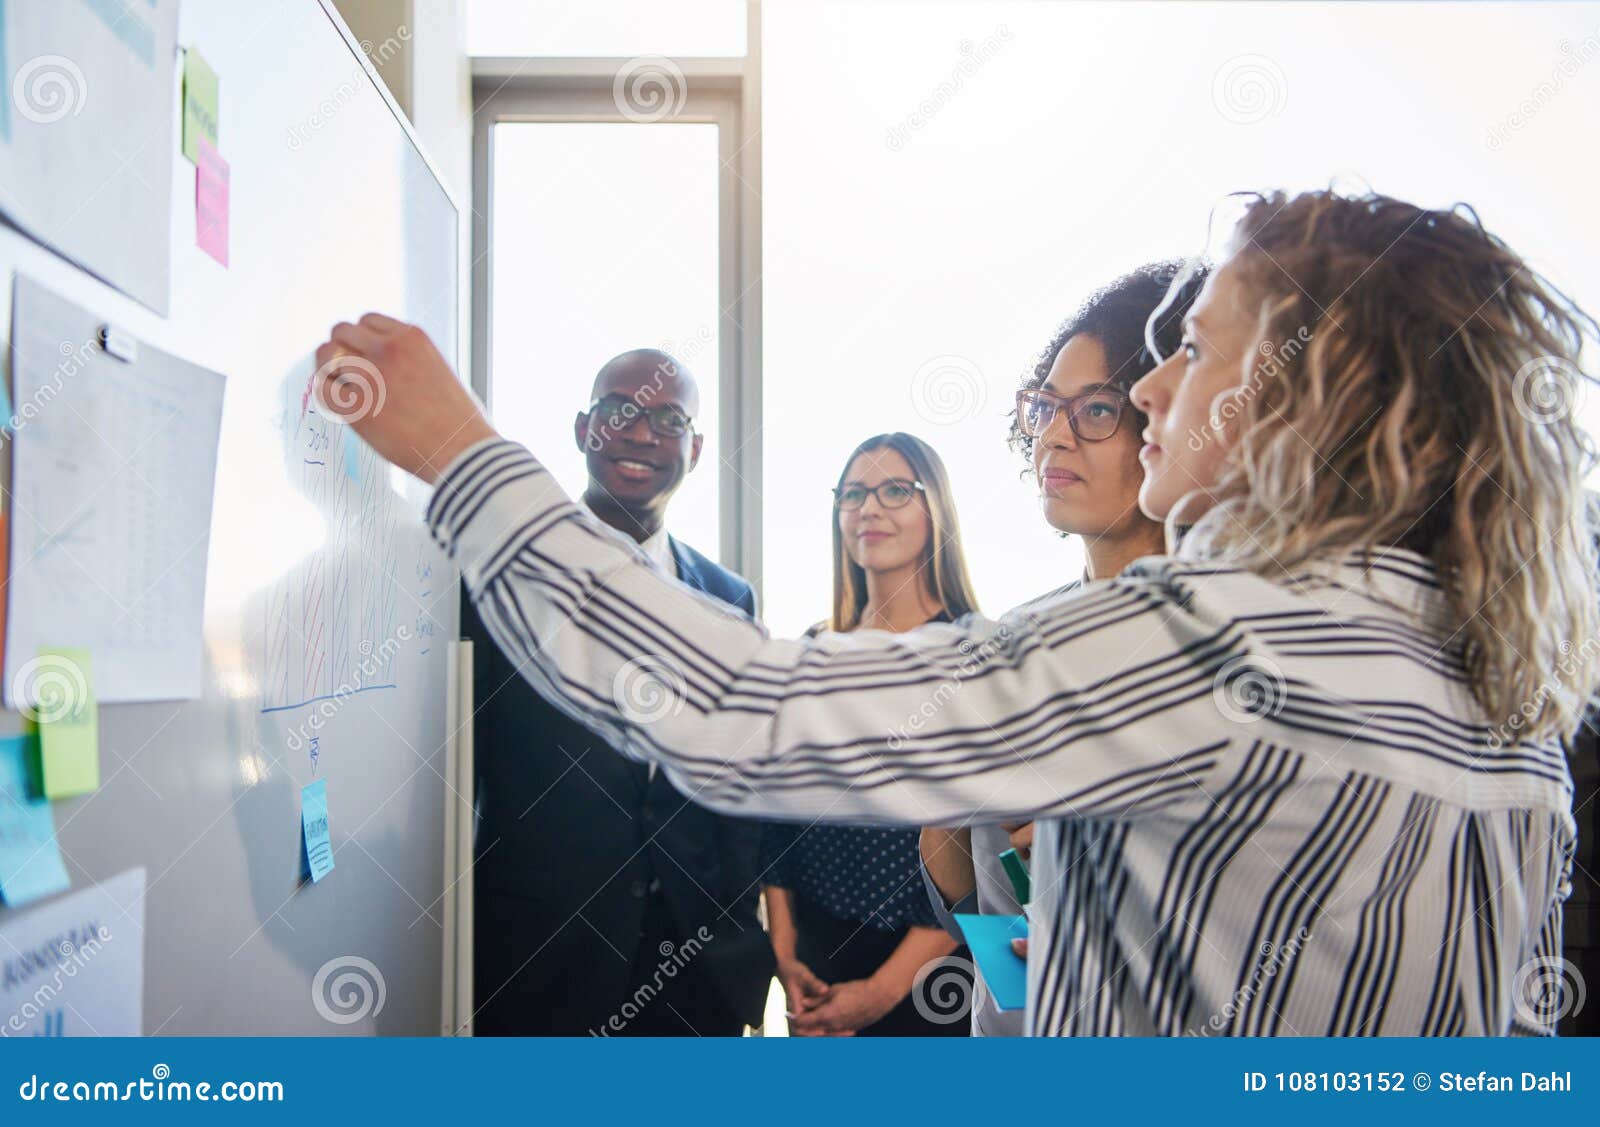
[
  {"x1": 322, "y1": 188, "x2": 1599, "y2": 1036},
  {"x1": 919, "y1": 260, "x2": 1205, "y2": 1036}
]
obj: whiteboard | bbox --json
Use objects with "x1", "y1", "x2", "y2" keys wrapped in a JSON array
[{"x1": 0, "y1": 1, "x2": 460, "y2": 1034}]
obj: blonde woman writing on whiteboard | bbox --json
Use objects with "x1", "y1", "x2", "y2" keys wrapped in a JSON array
[{"x1": 316, "y1": 189, "x2": 1596, "y2": 1035}]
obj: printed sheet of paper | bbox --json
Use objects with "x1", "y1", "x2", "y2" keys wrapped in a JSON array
[
  {"x1": 4, "y1": 275, "x2": 226, "y2": 706},
  {"x1": 0, "y1": 868, "x2": 145, "y2": 1036},
  {"x1": 0, "y1": 0, "x2": 179, "y2": 312}
]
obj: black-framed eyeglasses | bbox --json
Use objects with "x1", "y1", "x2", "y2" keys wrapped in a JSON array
[
  {"x1": 586, "y1": 396, "x2": 694, "y2": 439},
  {"x1": 1016, "y1": 387, "x2": 1131, "y2": 443},
  {"x1": 833, "y1": 478, "x2": 926, "y2": 511}
]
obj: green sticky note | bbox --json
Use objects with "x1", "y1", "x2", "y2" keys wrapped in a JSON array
[
  {"x1": 181, "y1": 47, "x2": 219, "y2": 164},
  {"x1": 27, "y1": 648, "x2": 99, "y2": 799}
]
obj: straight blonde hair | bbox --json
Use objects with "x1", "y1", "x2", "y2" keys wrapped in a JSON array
[{"x1": 829, "y1": 433, "x2": 981, "y2": 632}]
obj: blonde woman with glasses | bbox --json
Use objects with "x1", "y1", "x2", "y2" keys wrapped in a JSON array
[
  {"x1": 762, "y1": 433, "x2": 981, "y2": 1036},
  {"x1": 320, "y1": 187, "x2": 1598, "y2": 1036}
]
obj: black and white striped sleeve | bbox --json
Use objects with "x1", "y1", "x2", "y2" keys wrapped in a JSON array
[{"x1": 429, "y1": 439, "x2": 1243, "y2": 826}]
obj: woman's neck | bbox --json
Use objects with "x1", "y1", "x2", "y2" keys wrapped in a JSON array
[
  {"x1": 858, "y1": 564, "x2": 943, "y2": 633},
  {"x1": 1083, "y1": 524, "x2": 1166, "y2": 582}
]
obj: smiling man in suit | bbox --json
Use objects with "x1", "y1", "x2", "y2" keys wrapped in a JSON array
[{"x1": 464, "y1": 349, "x2": 774, "y2": 1036}]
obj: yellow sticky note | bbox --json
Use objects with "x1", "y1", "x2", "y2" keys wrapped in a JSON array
[{"x1": 26, "y1": 648, "x2": 99, "y2": 799}]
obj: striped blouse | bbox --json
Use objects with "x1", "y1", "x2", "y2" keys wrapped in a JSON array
[{"x1": 433, "y1": 439, "x2": 1576, "y2": 1037}]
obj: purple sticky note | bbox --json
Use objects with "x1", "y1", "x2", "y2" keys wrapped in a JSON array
[{"x1": 195, "y1": 136, "x2": 230, "y2": 266}]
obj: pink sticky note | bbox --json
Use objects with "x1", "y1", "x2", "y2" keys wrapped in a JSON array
[{"x1": 195, "y1": 136, "x2": 230, "y2": 266}]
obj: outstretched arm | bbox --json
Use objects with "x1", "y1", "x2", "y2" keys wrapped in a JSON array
[{"x1": 316, "y1": 316, "x2": 1244, "y2": 827}]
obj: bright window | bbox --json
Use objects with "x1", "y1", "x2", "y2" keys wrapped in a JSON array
[
  {"x1": 488, "y1": 122, "x2": 723, "y2": 558},
  {"x1": 759, "y1": 0, "x2": 1600, "y2": 635}
]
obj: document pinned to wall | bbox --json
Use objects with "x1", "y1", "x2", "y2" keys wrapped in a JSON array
[
  {"x1": 0, "y1": 0, "x2": 179, "y2": 312},
  {"x1": 4, "y1": 275, "x2": 227, "y2": 706},
  {"x1": 0, "y1": 868, "x2": 145, "y2": 1036}
]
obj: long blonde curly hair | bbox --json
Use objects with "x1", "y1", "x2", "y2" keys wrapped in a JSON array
[{"x1": 1178, "y1": 189, "x2": 1600, "y2": 746}]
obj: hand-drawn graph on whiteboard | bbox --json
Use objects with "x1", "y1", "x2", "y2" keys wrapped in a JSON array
[{"x1": 256, "y1": 377, "x2": 412, "y2": 716}]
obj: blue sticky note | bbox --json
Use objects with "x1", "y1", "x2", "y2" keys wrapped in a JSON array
[
  {"x1": 341, "y1": 426, "x2": 363, "y2": 482},
  {"x1": 953, "y1": 913, "x2": 1029, "y2": 1011},
  {"x1": 300, "y1": 778, "x2": 334, "y2": 883},
  {"x1": 0, "y1": 734, "x2": 71, "y2": 906}
]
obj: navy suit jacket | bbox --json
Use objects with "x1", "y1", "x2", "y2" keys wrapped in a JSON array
[{"x1": 465, "y1": 535, "x2": 774, "y2": 1034}]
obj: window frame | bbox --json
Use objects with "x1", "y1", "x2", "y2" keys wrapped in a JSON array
[{"x1": 470, "y1": 8, "x2": 764, "y2": 586}]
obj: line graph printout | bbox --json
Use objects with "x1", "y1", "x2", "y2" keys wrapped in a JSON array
[{"x1": 4, "y1": 275, "x2": 225, "y2": 707}]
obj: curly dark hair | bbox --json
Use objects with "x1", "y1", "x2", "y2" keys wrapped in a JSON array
[{"x1": 1008, "y1": 260, "x2": 1208, "y2": 466}]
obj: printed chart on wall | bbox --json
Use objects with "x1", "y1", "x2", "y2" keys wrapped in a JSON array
[{"x1": 4, "y1": 275, "x2": 225, "y2": 708}]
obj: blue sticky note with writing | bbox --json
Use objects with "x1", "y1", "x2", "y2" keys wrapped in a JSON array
[
  {"x1": 341, "y1": 427, "x2": 363, "y2": 482},
  {"x1": 953, "y1": 913, "x2": 1029, "y2": 1011},
  {"x1": 300, "y1": 778, "x2": 334, "y2": 883},
  {"x1": 0, "y1": 734, "x2": 71, "y2": 906}
]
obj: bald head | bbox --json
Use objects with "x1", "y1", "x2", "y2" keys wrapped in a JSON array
[
  {"x1": 575, "y1": 347, "x2": 705, "y2": 543},
  {"x1": 590, "y1": 349, "x2": 699, "y2": 419}
]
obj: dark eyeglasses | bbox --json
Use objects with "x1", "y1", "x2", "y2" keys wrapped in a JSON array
[
  {"x1": 833, "y1": 478, "x2": 925, "y2": 511},
  {"x1": 586, "y1": 396, "x2": 694, "y2": 439},
  {"x1": 1015, "y1": 387, "x2": 1131, "y2": 443}
]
